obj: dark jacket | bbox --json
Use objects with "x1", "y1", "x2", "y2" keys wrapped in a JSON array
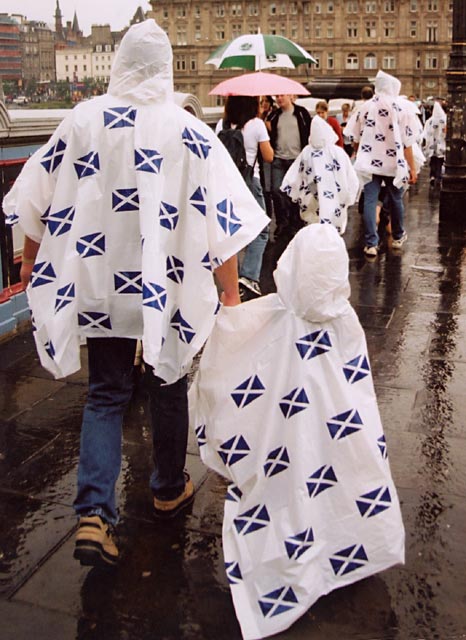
[{"x1": 268, "y1": 103, "x2": 312, "y2": 153}]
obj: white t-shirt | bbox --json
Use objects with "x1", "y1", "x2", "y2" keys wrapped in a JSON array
[{"x1": 216, "y1": 117, "x2": 270, "y2": 178}]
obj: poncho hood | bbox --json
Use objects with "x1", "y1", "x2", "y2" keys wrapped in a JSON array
[
  {"x1": 274, "y1": 224, "x2": 351, "y2": 322},
  {"x1": 108, "y1": 19, "x2": 173, "y2": 104},
  {"x1": 374, "y1": 69, "x2": 401, "y2": 97},
  {"x1": 432, "y1": 101, "x2": 447, "y2": 122},
  {"x1": 309, "y1": 115, "x2": 338, "y2": 148}
]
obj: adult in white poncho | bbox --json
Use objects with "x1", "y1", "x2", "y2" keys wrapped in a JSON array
[
  {"x1": 422, "y1": 101, "x2": 447, "y2": 186},
  {"x1": 280, "y1": 116, "x2": 359, "y2": 234},
  {"x1": 345, "y1": 69, "x2": 419, "y2": 256},
  {"x1": 189, "y1": 224, "x2": 404, "y2": 640},
  {"x1": 3, "y1": 20, "x2": 268, "y2": 566}
]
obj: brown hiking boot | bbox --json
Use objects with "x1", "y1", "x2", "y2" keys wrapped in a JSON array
[
  {"x1": 153, "y1": 474, "x2": 194, "y2": 519},
  {"x1": 73, "y1": 515, "x2": 118, "y2": 567}
]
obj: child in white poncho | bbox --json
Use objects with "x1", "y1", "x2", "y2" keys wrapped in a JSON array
[
  {"x1": 189, "y1": 223, "x2": 405, "y2": 640},
  {"x1": 280, "y1": 116, "x2": 359, "y2": 235}
]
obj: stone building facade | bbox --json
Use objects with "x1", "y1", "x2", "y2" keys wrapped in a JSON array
[
  {"x1": 21, "y1": 21, "x2": 56, "y2": 84},
  {"x1": 147, "y1": 0, "x2": 453, "y2": 106}
]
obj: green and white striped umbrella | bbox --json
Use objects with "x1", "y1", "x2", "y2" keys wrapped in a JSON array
[{"x1": 206, "y1": 34, "x2": 317, "y2": 71}]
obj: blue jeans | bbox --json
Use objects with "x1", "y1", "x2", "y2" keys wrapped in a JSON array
[
  {"x1": 74, "y1": 337, "x2": 188, "y2": 524},
  {"x1": 363, "y1": 175, "x2": 405, "y2": 248},
  {"x1": 240, "y1": 176, "x2": 269, "y2": 282}
]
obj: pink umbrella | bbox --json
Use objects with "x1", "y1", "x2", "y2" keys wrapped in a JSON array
[{"x1": 209, "y1": 71, "x2": 310, "y2": 97}]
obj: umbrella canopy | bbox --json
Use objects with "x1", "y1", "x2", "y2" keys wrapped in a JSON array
[
  {"x1": 206, "y1": 34, "x2": 317, "y2": 71},
  {"x1": 209, "y1": 71, "x2": 310, "y2": 97}
]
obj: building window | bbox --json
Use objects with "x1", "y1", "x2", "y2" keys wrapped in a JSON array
[
  {"x1": 215, "y1": 27, "x2": 225, "y2": 40},
  {"x1": 105, "y1": 45, "x2": 111, "y2": 52},
  {"x1": 176, "y1": 27, "x2": 187, "y2": 45},
  {"x1": 382, "y1": 54, "x2": 396, "y2": 69},
  {"x1": 175, "y1": 56, "x2": 187, "y2": 71},
  {"x1": 384, "y1": 21, "x2": 395, "y2": 37},
  {"x1": 315, "y1": 3, "x2": 322, "y2": 13},
  {"x1": 231, "y1": 3, "x2": 242, "y2": 16},
  {"x1": 65, "y1": 64, "x2": 69, "y2": 71},
  {"x1": 280, "y1": 23, "x2": 286, "y2": 36},
  {"x1": 270, "y1": 3, "x2": 277, "y2": 14},
  {"x1": 232, "y1": 23, "x2": 242, "y2": 36},
  {"x1": 410, "y1": 0, "x2": 417, "y2": 9},
  {"x1": 248, "y1": 2, "x2": 259, "y2": 15},
  {"x1": 347, "y1": 21, "x2": 358, "y2": 37},
  {"x1": 410, "y1": 21, "x2": 417, "y2": 37},
  {"x1": 303, "y1": 1, "x2": 311, "y2": 13},
  {"x1": 346, "y1": 52, "x2": 359, "y2": 69},
  {"x1": 427, "y1": 1, "x2": 438, "y2": 10},
  {"x1": 347, "y1": 1, "x2": 358, "y2": 12},
  {"x1": 426, "y1": 22, "x2": 438, "y2": 42},
  {"x1": 426, "y1": 53, "x2": 438, "y2": 69},
  {"x1": 96, "y1": 45, "x2": 102, "y2": 52},
  {"x1": 215, "y1": 4, "x2": 225, "y2": 17},
  {"x1": 365, "y1": 1, "x2": 376, "y2": 12},
  {"x1": 327, "y1": 52, "x2": 334, "y2": 69},
  {"x1": 443, "y1": 54, "x2": 449, "y2": 69},
  {"x1": 315, "y1": 22, "x2": 322, "y2": 38},
  {"x1": 312, "y1": 53, "x2": 320, "y2": 68},
  {"x1": 327, "y1": 23, "x2": 334, "y2": 38},
  {"x1": 416, "y1": 53, "x2": 421, "y2": 69},
  {"x1": 194, "y1": 6, "x2": 201, "y2": 18},
  {"x1": 83, "y1": 65, "x2": 87, "y2": 71},
  {"x1": 195, "y1": 25, "x2": 201, "y2": 40},
  {"x1": 280, "y1": 3, "x2": 287, "y2": 14},
  {"x1": 304, "y1": 25, "x2": 310, "y2": 39},
  {"x1": 291, "y1": 24, "x2": 298, "y2": 39},
  {"x1": 384, "y1": 0, "x2": 395, "y2": 11},
  {"x1": 327, "y1": 2, "x2": 334, "y2": 12},
  {"x1": 162, "y1": 8, "x2": 169, "y2": 19},
  {"x1": 290, "y1": 2, "x2": 298, "y2": 14},
  {"x1": 365, "y1": 20, "x2": 377, "y2": 37},
  {"x1": 364, "y1": 52, "x2": 377, "y2": 69}
]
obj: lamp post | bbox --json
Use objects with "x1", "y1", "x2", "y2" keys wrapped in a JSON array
[{"x1": 440, "y1": 0, "x2": 466, "y2": 217}]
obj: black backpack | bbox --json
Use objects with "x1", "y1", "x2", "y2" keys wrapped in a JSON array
[{"x1": 218, "y1": 122, "x2": 254, "y2": 190}]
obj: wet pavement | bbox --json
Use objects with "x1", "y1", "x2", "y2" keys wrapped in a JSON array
[{"x1": 1, "y1": 168, "x2": 466, "y2": 640}]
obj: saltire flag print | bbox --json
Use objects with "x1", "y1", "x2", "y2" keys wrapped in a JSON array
[
  {"x1": 3, "y1": 89, "x2": 268, "y2": 382},
  {"x1": 190, "y1": 224, "x2": 404, "y2": 640}
]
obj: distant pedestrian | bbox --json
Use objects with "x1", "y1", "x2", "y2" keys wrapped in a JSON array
[
  {"x1": 280, "y1": 116, "x2": 359, "y2": 235},
  {"x1": 336, "y1": 102, "x2": 354, "y2": 157},
  {"x1": 345, "y1": 70, "x2": 418, "y2": 257},
  {"x1": 3, "y1": 20, "x2": 268, "y2": 568},
  {"x1": 267, "y1": 94, "x2": 312, "y2": 239},
  {"x1": 216, "y1": 95, "x2": 274, "y2": 299},
  {"x1": 422, "y1": 101, "x2": 447, "y2": 187}
]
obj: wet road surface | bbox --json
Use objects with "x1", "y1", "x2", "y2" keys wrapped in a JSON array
[{"x1": 0, "y1": 169, "x2": 465, "y2": 640}]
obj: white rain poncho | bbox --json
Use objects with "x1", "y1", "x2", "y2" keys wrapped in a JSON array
[
  {"x1": 280, "y1": 117, "x2": 359, "y2": 234},
  {"x1": 190, "y1": 224, "x2": 405, "y2": 640},
  {"x1": 3, "y1": 20, "x2": 268, "y2": 383},
  {"x1": 423, "y1": 101, "x2": 447, "y2": 159},
  {"x1": 345, "y1": 70, "x2": 419, "y2": 188}
]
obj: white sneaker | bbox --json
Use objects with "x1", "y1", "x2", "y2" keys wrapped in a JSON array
[
  {"x1": 238, "y1": 276, "x2": 261, "y2": 297},
  {"x1": 363, "y1": 245, "x2": 378, "y2": 257},
  {"x1": 392, "y1": 232, "x2": 408, "y2": 249}
]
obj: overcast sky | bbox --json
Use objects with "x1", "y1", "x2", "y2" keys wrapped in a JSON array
[{"x1": 5, "y1": 0, "x2": 152, "y2": 36}]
